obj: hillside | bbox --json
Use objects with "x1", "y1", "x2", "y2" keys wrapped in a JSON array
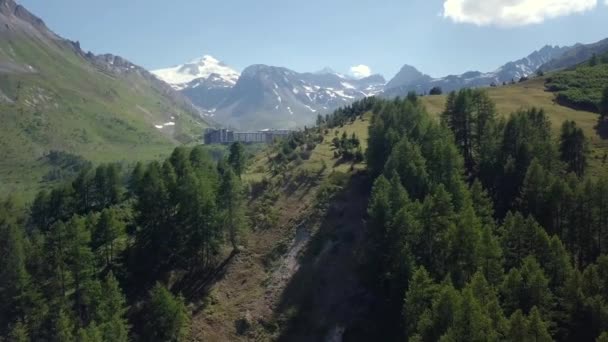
[
  {"x1": 545, "y1": 57, "x2": 608, "y2": 113},
  {"x1": 421, "y1": 77, "x2": 608, "y2": 178},
  {"x1": 0, "y1": 0, "x2": 208, "y2": 197}
]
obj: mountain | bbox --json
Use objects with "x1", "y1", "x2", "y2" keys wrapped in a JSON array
[
  {"x1": 154, "y1": 56, "x2": 386, "y2": 129},
  {"x1": 152, "y1": 55, "x2": 240, "y2": 113},
  {"x1": 210, "y1": 65, "x2": 385, "y2": 129},
  {"x1": 152, "y1": 55, "x2": 239, "y2": 91},
  {"x1": 0, "y1": 0, "x2": 209, "y2": 193},
  {"x1": 539, "y1": 38, "x2": 608, "y2": 72},
  {"x1": 384, "y1": 45, "x2": 571, "y2": 97}
]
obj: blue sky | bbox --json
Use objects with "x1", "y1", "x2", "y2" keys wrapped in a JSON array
[{"x1": 19, "y1": 0, "x2": 608, "y2": 79}]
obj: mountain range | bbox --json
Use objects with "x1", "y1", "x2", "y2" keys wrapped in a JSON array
[
  {"x1": 381, "y1": 45, "x2": 572, "y2": 97},
  {"x1": 3, "y1": 0, "x2": 608, "y2": 137},
  {"x1": 153, "y1": 39, "x2": 608, "y2": 130},
  {"x1": 152, "y1": 60, "x2": 385, "y2": 129}
]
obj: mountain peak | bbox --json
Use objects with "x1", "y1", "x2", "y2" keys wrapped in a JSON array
[
  {"x1": 152, "y1": 55, "x2": 240, "y2": 90},
  {"x1": 385, "y1": 64, "x2": 429, "y2": 90},
  {"x1": 188, "y1": 55, "x2": 221, "y2": 65}
]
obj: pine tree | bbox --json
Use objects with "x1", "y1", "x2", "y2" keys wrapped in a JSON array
[
  {"x1": 417, "y1": 280, "x2": 459, "y2": 341},
  {"x1": 93, "y1": 208, "x2": 124, "y2": 267},
  {"x1": 403, "y1": 267, "x2": 438, "y2": 337},
  {"x1": 72, "y1": 167, "x2": 94, "y2": 214},
  {"x1": 506, "y1": 310, "x2": 529, "y2": 341},
  {"x1": 219, "y1": 168, "x2": 245, "y2": 252},
  {"x1": 129, "y1": 161, "x2": 146, "y2": 194},
  {"x1": 77, "y1": 322, "x2": 103, "y2": 342},
  {"x1": 8, "y1": 320, "x2": 29, "y2": 342},
  {"x1": 384, "y1": 136, "x2": 429, "y2": 200},
  {"x1": 418, "y1": 185, "x2": 455, "y2": 277},
  {"x1": 477, "y1": 226, "x2": 504, "y2": 286},
  {"x1": 443, "y1": 288, "x2": 495, "y2": 342},
  {"x1": 560, "y1": 120, "x2": 588, "y2": 177},
  {"x1": 600, "y1": 86, "x2": 608, "y2": 121},
  {"x1": 97, "y1": 272, "x2": 129, "y2": 342},
  {"x1": 64, "y1": 217, "x2": 96, "y2": 325},
  {"x1": 590, "y1": 53, "x2": 599, "y2": 67},
  {"x1": 527, "y1": 306, "x2": 553, "y2": 342},
  {"x1": 0, "y1": 221, "x2": 30, "y2": 326},
  {"x1": 228, "y1": 142, "x2": 246, "y2": 178},
  {"x1": 502, "y1": 256, "x2": 552, "y2": 315},
  {"x1": 54, "y1": 309, "x2": 75, "y2": 342},
  {"x1": 144, "y1": 283, "x2": 190, "y2": 342},
  {"x1": 447, "y1": 205, "x2": 481, "y2": 287},
  {"x1": 594, "y1": 176, "x2": 608, "y2": 257}
]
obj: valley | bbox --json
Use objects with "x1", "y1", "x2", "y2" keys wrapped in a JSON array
[{"x1": 2, "y1": 0, "x2": 608, "y2": 341}]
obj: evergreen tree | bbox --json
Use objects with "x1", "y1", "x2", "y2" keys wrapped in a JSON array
[
  {"x1": 93, "y1": 208, "x2": 124, "y2": 267},
  {"x1": 506, "y1": 310, "x2": 529, "y2": 341},
  {"x1": 601, "y1": 86, "x2": 608, "y2": 120},
  {"x1": 527, "y1": 306, "x2": 553, "y2": 342},
  {"x1": 403, "y1": 267, "x2": 438, "y2": 337},
  {"x1": 477, "y1": 225, "x2": 504, "y2": 286},
  {"x1": 590, "y1": 53, "x2": 599, "y2": 67},
  {"x1": 559, "y1": 120, "x2": 588, "y2": 177},
  {"x1": 97, "y1": 272, "x2": 129, "y2": 342},
  {"x1": 8, "y1": 320, "x2": 29, "y2": 342},
  {"x1": 64, "y1": 217, "x2": 96, "y2": 325},
  {"x1": 0, "y1": 221, "x2": 30, "y2": 327},
  {"x1": 447, "y1": 205, "x2": 481, "y2": 287},
  {"x1": 54, "y1": 309, "x2": 75, "y2": 342},
  {"x1": 144, "y1": 283, "x2": 190, "y2": 342},
  {"x1": 443, "y1": 288, "x2": 495, "y2": 342},
  {"x1": 417, "y1": 280, "x2": 459, "y2": 341},
  {"x1": 218, "y1": 168, "x2": 245, "y2": 251},
  {"x1": 228, "y1": 142, "x2": 246, "y2": 178},
  {"x1": 77, "y1": 323, "x2": 103, "y2": 342},
  {"x1": 384, "y1": 136, "x2": 429, "y2": 200},
  {"x1": 418, "y1": 185, "x2": 455, "y2": 278}
]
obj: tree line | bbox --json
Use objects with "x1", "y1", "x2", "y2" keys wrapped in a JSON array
[
  {"x1": 364, "y1": 90, "x2": 608, "y2": 341},
  {"x1": 0, "y1": 144, "x2": 248, "y2": 341}
]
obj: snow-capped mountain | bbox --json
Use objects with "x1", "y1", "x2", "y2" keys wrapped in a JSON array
[
  {"x1": 152, "y1": 56, "x2": 385, "y2": 129},
  {"x1": 209, "y1": 65, "x2": 385, "y2": 129},
  {"x1": 151, "y1": 55, "x2": 239, "y2": 91},
  {"x1": 384, "y1": 45, "x2": 572, "y2": 97}
]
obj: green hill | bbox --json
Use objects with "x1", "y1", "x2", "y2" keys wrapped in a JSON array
[{"x1": 0, "y1": 0, "x2": 209, "y2": 196}]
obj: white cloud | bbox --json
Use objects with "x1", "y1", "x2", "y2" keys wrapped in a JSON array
[
  {"x1": 349, "y1": 64, "x2": 372, "y2": 79},
  {"x1": 443, "y1": 0, "x2": 598, "y2": 27}
]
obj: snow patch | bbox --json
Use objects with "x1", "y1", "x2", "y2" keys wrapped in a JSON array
[
  {"x1": 154, "y1": 122, "x2": 176, "y2": 129},
  {"x1": 304, "y1": 105, "x2": 317, "y2": 112}
]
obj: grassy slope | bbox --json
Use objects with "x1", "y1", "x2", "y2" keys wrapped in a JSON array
[
  {"x1": 0, "y1": 33, "x2": 207, "y2": 197},
  {"x1": 421, "y1": 77, "x2": 608, "y2": 178}
]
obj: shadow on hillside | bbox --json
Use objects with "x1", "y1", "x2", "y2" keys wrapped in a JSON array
[
  {"x1": 269, "y1": 172, "x2": 390, "y2": 342},
  {"x1": 173, "y1": 250, "x2": 238, "y2": 304}
]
